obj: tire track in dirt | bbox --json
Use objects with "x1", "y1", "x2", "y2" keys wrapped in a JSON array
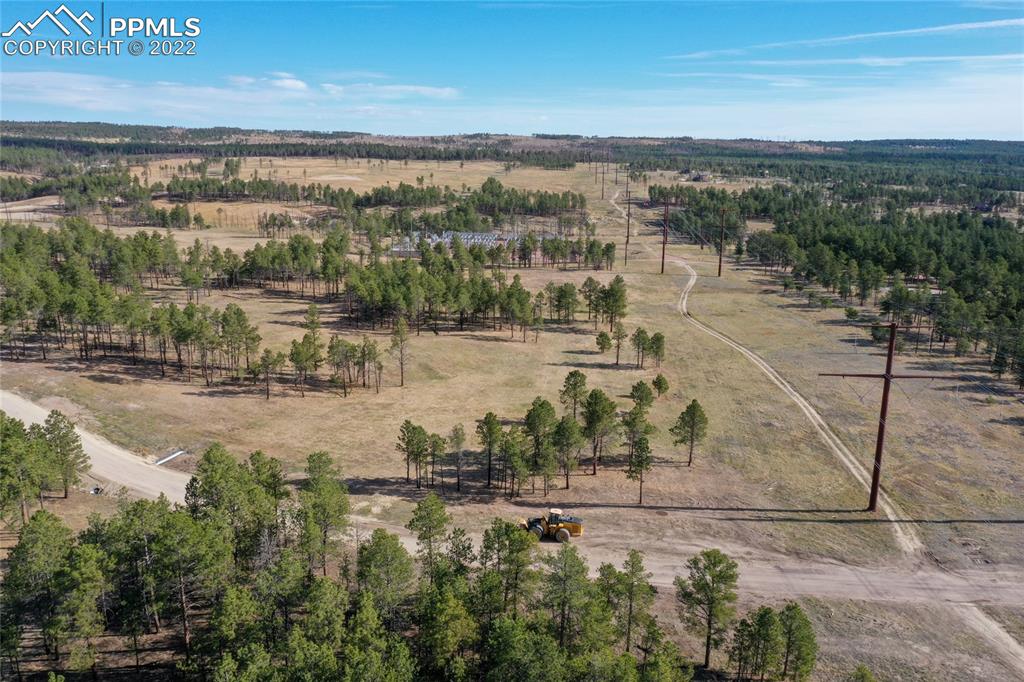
[
  {"x1": 607, "y1": 190, "x2": 1024, "y2": 678},
  {"x1": 6, "y1": 381, "x2": 1024, "y2": 674},
  {"x1": 607, "y1": 190, "x2": 922, "y2": 555}
]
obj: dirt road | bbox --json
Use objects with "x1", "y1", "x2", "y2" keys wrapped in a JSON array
[
  {"x1": 608, "y1": 190, "x2": 922, "y2": 554},
  {"x1": 6, "y1": 381, "x2": 1024, "y2": 675},
  {"x1": 0, "y1": 389, "x2": 191, "y2": 502},
  {"x1": 606, "y1": 190, "x2": 1024, "y2": 678}
]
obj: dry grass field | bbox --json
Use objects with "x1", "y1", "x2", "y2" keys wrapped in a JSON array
[
  {"x1": 6, "y1": 159, "x2": 1021, "y2": 566},
  {"x1": 5, "y1": 157, "x2": 1023, "y2": 678},
  {"x1": 678, "y1": 243, "x2": 1024, "y2": 569}
]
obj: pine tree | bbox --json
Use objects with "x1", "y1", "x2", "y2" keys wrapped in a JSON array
[
  {"x1": 407, "y1": 493, "x2": 451, "y2": 583},
  {"x1": 541, "y1": 543, "x2": 591, "y2": 649},
  {"x1": 300, "y1": 451, "x2": 349, "y2": 577},
  {"x1": 415, "y1": 585, "x2": 477, "y2": 678},
  {"x1": 991, "y1": 343, "x2": 1008, "y2": 378},
  {"x1": 397, "y1": 420, "x2": 428, "y2": 486},
  {"x1": 582, "y1": 389, "x2": 618, "y2": 475},
  {"x1": 630, "y1": 381, "x2": 655, "y2": 412},
  {"x1": 2, "y1": 510, "x2": 73, "y2": 661},
  {"x1": 559, "y1": 370, "x2": 589, "y2": 419},
  {"x1": 391, "y1": 317, "x2": 411, "y2": 387},
  {"x1": 449, "y1": 424, "x2": 466, "y2": 492},
  {"x1": 627, "y1": 436, "x2": 654, "y2": 506},
  {"x1": 61, "y1": 544, "x2": 108, "y2": 676},
  {"x1": 343, "y1": 592, "x2": 415, "y2": 682},
  {"x1": 612, "y1": 323, "x2": 629, "y2": 365},
  {"x1": 631, "y1": 328, "x2": 650, "y2": 368},
  {"x1": 671, "y1": 399, "x2": 709, "y2": 467},
  {"x1": 552, "y1": 415, "x2": 584, "y2": 490},
  {"x1": 42, "y1": 411, "x2": 88, "y2": 498},
  {"x1": 476, "y1": 412, "x2": 502, "y2": 489},
  {"x1": 152, "y1": 509, "x2": 232, "y2": 658},
  {"x1": 356, "y1": 529, "x2": 414, "y2": 627},
  {"x1": 0, "y1": 413, "x2": 50, "y2": 524},
  {"x1": 256, "y1": 347, "x2": 286, "y2": 400},
  {"x1": 674, "y1": 549, "x2": 739, "y2": 670},
  {"x1": 618, "y1": 550, "x2": 655, "y2": 652},
  {"x1": 779, "y1": 601, "x2": 818, "y2": 681}
]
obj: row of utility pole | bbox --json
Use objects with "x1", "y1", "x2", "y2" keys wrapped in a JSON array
[{"x1": 638, "y1": 185, "x2": 953, "y2": 513}]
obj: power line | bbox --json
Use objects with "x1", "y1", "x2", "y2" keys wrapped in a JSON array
[{"x1": 820, "y1": 322, "x2": 959, "y2": 512}]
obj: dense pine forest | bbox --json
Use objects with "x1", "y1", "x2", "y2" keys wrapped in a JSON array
[{"x1": 649, "y1": 183, "x2": 1024, "y2": 385}]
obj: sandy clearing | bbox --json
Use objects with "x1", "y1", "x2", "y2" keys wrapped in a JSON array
[
  {"x1": 5, "y1": 381, "x2": 1024, "y2": 674},
  {"x1": 4, "y1": 388, "x2": 1024, "y2": 608}
]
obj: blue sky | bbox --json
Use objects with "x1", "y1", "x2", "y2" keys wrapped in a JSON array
[{"x1": 1, "y1": 1, "x2": 1022, "y2": 139}]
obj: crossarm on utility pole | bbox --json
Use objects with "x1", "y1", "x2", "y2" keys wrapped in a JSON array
[{"x1": 817, "y1": 322, "x2": 959, "y2": 511}]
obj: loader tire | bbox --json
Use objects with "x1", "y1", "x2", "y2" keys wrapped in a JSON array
[{"x1": 555, "y1": 528, "x2": 571, "y2": 543}]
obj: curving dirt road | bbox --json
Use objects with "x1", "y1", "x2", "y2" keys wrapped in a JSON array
[
  {"x1": 608, "y1": 191, "x2": 923, "y2": 554},
  {"x1": 606, "y1": 190, "x2": 1024, "y2": 677},
  {"x1": 0, "y1": 390, "x2": 191, "y2": 502}
]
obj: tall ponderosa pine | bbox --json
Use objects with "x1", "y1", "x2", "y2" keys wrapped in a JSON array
[
  {"x1": 671, "y1": 399, "x2": 708, "y2": 467},
  {"x1": 626, "y1": 436, "x2": 653, "y2": 505},
  {"x1": 406, "y1": 492, "x2": 451, "y2": 584},
  {"x1": 476, "y1": 412, "x2": 502, "y2": 489},
  {"x1": 779, "y1": 601, "x2": 818, "y2": 681},
  {"x1": 559, "y1": 370, "x2": 588, "y2": 419},
  {"x1": 448, "y1": 423, "x2": 466, "y2": 492},
  {"x1": 42, "y1": 411, "x2": 88, "y2": 498},
  {"x1": 581, "y1": 389, "x2": 618, "y2": 475},
  {"x1": 390, "y1": 317, "x2": 411, "y2": 387},
  {"x1": 300, "y1": 451, "x2": 349, "y2": 577},
  {"x1": 674, "y1": 549, "x2": 739, "y2": 670},
  {"x1": 612, "y1": 323, "x2": 628, "y2": 365},
  {"x1": 552, "y1": 415, "x2": 584, "y2": 490}
]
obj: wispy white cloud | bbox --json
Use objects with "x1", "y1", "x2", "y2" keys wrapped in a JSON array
[
  {"x1": 271, "y1": 77, "x2": 308, "y2": 91},
  {"x1": 228, "y1": 73, "x2": 308, "y2": 90},
  {"x1": 0, "y1": 70, "x2": 458, "y2": 128},
  {"x1": 656, "y1": 72, "x2": 818, "y2": 88},
  {"x1": 745, "y1": 52, "x2": 1024, "y2": 67},
  {"x1": 321, "y1": 82, "x2": 459, "y2": 99},
  {"x1": 1, "y1": 65, "x2": 1019, "y2": 139},
  {"x1": 321, "y1": 70, "x2": 391, "y2": 80},
  {"x1": 668, "y1": 18, "x2": 1024, "y2": 59}
]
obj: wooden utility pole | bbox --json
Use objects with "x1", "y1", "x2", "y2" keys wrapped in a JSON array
[
  {"x1": 820, "y1": 322, "x2": 957, "y2": 511},
  {"x1": 624, "y1": 174, "x2": 631, "y2": 267},
  {"x1": 661, "y1": 200, "x2": 670, "y2": 275},
  {"x1": 717, "y1": 207, "x2": 727, "y2": 277},
  {"x1": 601, "y1": 158, "x2": 606, "y2": 200}
]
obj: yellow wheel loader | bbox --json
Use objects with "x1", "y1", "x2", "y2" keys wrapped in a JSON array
[{"x1": 519, "y1": 508, "x2": 584, "y2": 543}]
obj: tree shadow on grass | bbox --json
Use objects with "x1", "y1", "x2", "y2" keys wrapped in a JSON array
[
  {"x1": 345, "y1": 475, "x2": 512, "y2": 507},
  {"x1": 547, "y1": 360, "x2": 634, "y2": 371},
  {"x1": 552, "y1": 500, "x2": 1024, "y2": 525}
]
